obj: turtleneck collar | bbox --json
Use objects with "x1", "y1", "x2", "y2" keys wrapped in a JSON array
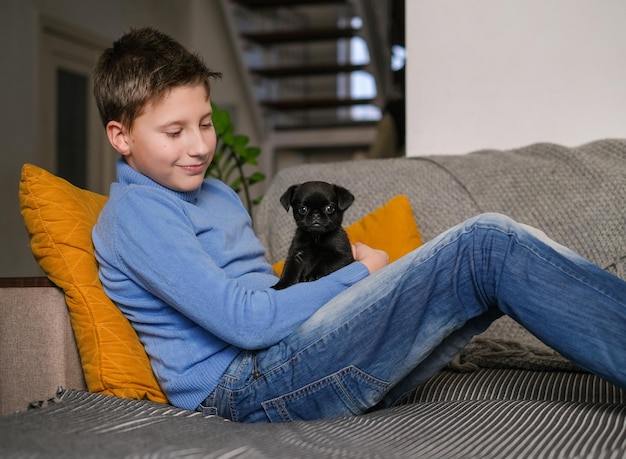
[{"x1": 116, "y1": 158, "x2": 202, "y2": 203}]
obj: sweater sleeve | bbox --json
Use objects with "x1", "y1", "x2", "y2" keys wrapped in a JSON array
[{"x1": 96, "y1": 186, "x2": 369, "y2": 350}]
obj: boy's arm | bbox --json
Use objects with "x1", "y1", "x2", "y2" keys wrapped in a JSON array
[{"x1": 95, "y1": 189, "x2": 369, "y2": 349}]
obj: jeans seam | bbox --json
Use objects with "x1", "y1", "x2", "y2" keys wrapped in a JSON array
[{"x1": 512, "y1": 231, "x2": 621, "y2": 302}]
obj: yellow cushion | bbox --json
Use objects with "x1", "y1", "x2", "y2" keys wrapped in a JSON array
[
  {"x1": 19, "y1": 163, "x2": 167, "y2": 403},
  {"x1": 273, "y1": 195, "x2": 423, "y2": 275}
]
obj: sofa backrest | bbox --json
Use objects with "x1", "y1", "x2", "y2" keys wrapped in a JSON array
[
  {"x1": 256, "y1": 156, "x2": 480, "y2": 264},
  {"x1": 256, "y1": 139, "x2": 626, "y2": 281}
]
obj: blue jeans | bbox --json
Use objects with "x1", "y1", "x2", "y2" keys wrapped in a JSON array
[{"x1": 198, "y1": 213, "x2": 626, "y2": 423}]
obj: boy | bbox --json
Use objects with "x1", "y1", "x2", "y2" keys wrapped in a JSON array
[{"x1": 93, "y1": 27, "x2": 626, "y2": 423}]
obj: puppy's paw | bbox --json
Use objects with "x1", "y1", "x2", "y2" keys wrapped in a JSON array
[{"x1": 271, "y1": 280, "x2": 290, "y2": 290}]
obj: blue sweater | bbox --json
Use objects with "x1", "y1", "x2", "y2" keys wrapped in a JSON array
[{"x1": 93, "y1": 159, "x2": 369, "y2": 410}]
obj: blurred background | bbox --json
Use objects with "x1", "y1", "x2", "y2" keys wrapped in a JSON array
[{"x1": 2, "y1": 0, "x2": 626, "y2": 277}]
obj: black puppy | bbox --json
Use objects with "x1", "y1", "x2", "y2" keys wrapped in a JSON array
[{"x1": 272, "y1": 181, "x2": 355, "y2": 290}]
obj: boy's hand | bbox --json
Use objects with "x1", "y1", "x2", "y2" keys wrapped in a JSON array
[{"x1": 352, "y1": 243, "x2": 389, "y2": 275}]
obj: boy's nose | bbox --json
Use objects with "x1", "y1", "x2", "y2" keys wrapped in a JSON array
[{"x1": 189, "y1": 129, "x2": 213, "y2": 156}]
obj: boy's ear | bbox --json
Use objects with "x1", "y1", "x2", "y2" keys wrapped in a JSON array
[{"x1": 106, "y1": 121, "x2": 131, "y2": 156}]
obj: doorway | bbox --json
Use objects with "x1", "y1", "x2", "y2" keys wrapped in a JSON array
[{"x1": 38, "y1": 17, "x2": 114, "y2": 194}]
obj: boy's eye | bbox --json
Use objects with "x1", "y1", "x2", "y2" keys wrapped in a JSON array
[
  {"x1": 166, "y1": 130, "x2": 182, "y2": 138},
  {"x1": 325, "y1": 204, "x2": 335, "y2": 215},
  {"x1": 201, "y1": 122, "x2": 214, "y2": 129},
  {"x1": 297, "y1": 206, "x2": 308, "y2": 215}
]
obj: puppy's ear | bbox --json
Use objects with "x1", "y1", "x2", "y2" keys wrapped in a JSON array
[
  {"x1": 279, "y1": 184, "x2": 299, "y2": 211},
  {"x1": 334, "y1": 185, "x2": 355, "y2": 211}
]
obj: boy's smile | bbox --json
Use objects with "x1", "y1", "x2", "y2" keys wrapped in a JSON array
[{"x1": 108, "y1": 84, "x2": 216, "y2": 192}]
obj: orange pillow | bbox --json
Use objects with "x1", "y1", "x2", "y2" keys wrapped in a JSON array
[
  {"x1": 273, "y1": 195, "x2": 423, "y2": 275},
  {"x1": 19, "y1": 164, "x2": 167, "y2": 403}
]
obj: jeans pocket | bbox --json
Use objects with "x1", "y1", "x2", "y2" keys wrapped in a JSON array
[{"x1": 261, "y1": 366, "x2": 388, "y2": 422}]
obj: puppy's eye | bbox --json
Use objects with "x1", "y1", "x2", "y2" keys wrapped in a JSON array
[
  {"x1": 324, "y1": 204, "x2": 336, "y2": 215},
  {"x1": 297, "y1": 206, "x2": 308, "y2": 215}
]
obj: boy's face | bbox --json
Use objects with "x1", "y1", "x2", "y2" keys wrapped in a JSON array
[{"x1": 108, "y1": 84, "x2": 216, "y2": 192}]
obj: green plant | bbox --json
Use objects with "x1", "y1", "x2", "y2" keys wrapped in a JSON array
[{"x1": 206, "y1": 103, "x2": 266, "y2": 215}]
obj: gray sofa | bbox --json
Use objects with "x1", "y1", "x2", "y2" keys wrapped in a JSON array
[{"x1": 1, "y1": 139, "x2": 625, "y2": 458}]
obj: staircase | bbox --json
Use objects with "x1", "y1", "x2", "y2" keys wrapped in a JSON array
[{"x1": 220, "y1": 0, "x2": 394, "y2": 170}]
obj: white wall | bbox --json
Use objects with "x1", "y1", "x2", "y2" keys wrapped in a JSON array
[
  {"x1": 406, "y1": 0, "x2": 626, "y2": 156},
  {"x1": 0, "y1": 0, "x2": 259, "y2": 276}
]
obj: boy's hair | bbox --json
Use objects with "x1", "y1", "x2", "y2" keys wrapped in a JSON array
[{"x1": 93, "y1": 27, "x2": 222, "y2": 130}]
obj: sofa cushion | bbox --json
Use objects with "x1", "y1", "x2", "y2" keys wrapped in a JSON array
[
  {"x1": 273, "y1": 195, "x2": 423, "y2": 275},
  {"x1": 403, "y1": 368, "x2": 626, "y2": 405},
  {"x1": 2, "y1": 387, "x2": 625, "y2": 458},
  {"x1": 19, "y1": 163, "x2": 167, "y2": 404},
  {"x1": 345, "y1": 195, "x2": 423, "y2": 262}
]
